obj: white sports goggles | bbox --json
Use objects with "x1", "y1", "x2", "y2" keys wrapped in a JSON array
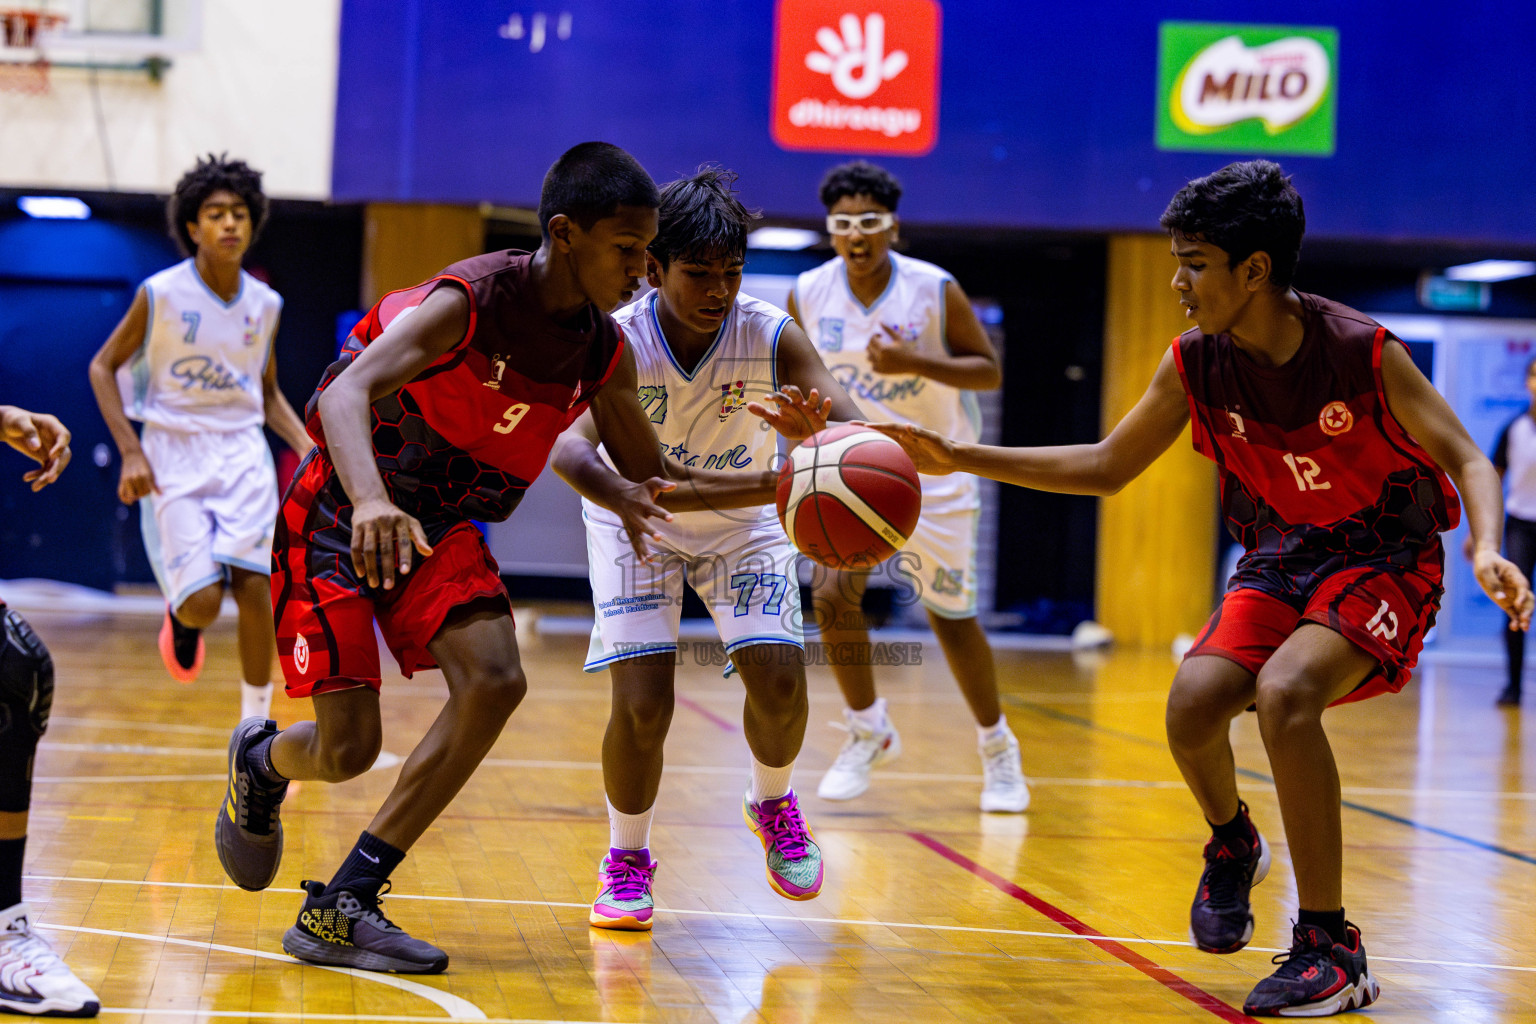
[{"x1": 826, "y1": 212, "x2": 895, "y2": 236}]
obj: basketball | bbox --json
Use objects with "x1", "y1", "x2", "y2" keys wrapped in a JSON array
[{"x1": 776, "y1": 424, "x2": 922, "y2": 569}]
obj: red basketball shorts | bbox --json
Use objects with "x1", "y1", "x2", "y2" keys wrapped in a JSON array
[
  {"x1": 272, "y1": 459, "x2": 509, "y2": 699},
  {"x1": 1186, "y1": 565, "x2": 1442, "y2": 705}
]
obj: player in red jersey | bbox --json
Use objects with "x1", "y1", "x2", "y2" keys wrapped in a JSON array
[
  {"x1": 210, "y1": 143, "x2": 683, "y2": 973},
  {"x1": 861, "y1": 160, "x2": 1533, "y2": 1017}
]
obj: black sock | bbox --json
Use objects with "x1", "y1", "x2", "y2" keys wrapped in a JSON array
[
  {"x1": 0, "y1": 836, "x2": 24, "y2": 910},
  {"x1": 1299, "y1": 907, "x2": 1347, "y2": 945},
  {"x1": 1208, "y1": 803, "x2": 1254, "y2": 845},
  {"x1": 323, "y1": 831, "x2": 405, "y2": 899},
  {"x1": 245, "y1": 734, "x2": 287, "y2": 790}
]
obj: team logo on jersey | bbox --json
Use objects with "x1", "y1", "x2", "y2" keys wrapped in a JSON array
[
  {"x1": 1227, "y1": 409, "x2": 1248, "y2": 442},
  {"x1": 293, "y1": 632, "x2": 310, "y2": 675},
  {"x1": 719, "y1": 380, "x2": 748, "y2": 420},
  {"x1": 241, "y1": 314, "x2": 262, "y2": 347},
  {"x1": 1318, "y1": 401, "x2": 1353, "y2": 436},
  {"x1": 484, "y1": 354, "x2": 508, "y2": 390},
  {"x1": 819, "y1": 317, "x2": 845, "y2": 352}
]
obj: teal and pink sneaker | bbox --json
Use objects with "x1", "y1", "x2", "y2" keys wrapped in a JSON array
[
  {"x1": 589, "y1": 849, "x2": 657, "y2": 931},
  {"x1": 742, "y1": 790, "x2": 823, "y2": 900}
]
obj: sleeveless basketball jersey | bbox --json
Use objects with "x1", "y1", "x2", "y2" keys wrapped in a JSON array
[
  {"x1": 794, "y1": 251, "x2": 979, "y2": 511},
  {"x1": 306, "y1": 251, "x2": 625, "y2": 526},
  {"x1": 120, "y1": 259, "x2": 281, "y2": 431},
  {"x1": 1173, "y1": 291, "x2": 1461, "y2": 594},
  {"x1": 592, "y1": 290, "x2": 791, "y2": 533}
]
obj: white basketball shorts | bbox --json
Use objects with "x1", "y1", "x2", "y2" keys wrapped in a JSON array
[
  {"x1": 140, "y1": 423, "x2": 278, "y2": 608},
  {"x1": 583, "y1": 506, "x2": 804, "y2": 671}
]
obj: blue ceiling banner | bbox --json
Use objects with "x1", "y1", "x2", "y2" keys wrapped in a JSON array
[{"x1": 332, "y1": 1, "x2": 1536, "y2": 244}]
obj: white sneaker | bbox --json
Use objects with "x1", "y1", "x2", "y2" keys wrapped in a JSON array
[
  {"x1": 0, "y1": 902, "x2": 100, "y2": 1017},
  {"x1": 979, "y1": 728, "x2": 1030, "y2": 813},
  {"x1": 816, "y1": 708, "x2": 901, "y2": 801}
]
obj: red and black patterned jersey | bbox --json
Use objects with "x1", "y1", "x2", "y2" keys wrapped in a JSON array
[
  {"x1": 304, "y1": 250, "x2": 624, "y2": 526},
  {"x1": 1172, "y1": 291, "x2": 1461, "y2": 597}
]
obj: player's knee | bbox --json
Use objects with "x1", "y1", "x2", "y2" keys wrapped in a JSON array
[
  {"x1": 457, "y1": 660, "x2": 527, "y2": 717},
  {"x1": 1252, "y1": 671, "x2": 1324, "y2": 732},
  {"x1": 615, "y1": 687, "x2": 674, "y2": 740},
  {"x1": 176, "y1": 586, "x2": 223, "y2": 629},
  {"x1": 744, "y1": 668, "x2": 807, "y2": 722},
  {"x1": 317, "y1": 732, "x2": 382, "y2": 781}
]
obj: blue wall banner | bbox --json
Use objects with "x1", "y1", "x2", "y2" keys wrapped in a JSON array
[{"x1": 333, "y1": 1, "x2": 1536, "y2": 244}]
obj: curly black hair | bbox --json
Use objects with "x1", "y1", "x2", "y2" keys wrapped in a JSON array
[
  {"x1": 649, "y1": 167, "x2": 759, "y2": 270},
  {"x1": 166, "y1": 153, "x2": 268, "y2": 256},
  {"x1": 817, "y1": 160, "x2": 902, "y2": 212},
  {"x1": 1159, "y1": 160, "x2": 1306, "y2": 289}
]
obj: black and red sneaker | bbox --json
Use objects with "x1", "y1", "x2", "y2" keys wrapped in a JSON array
[
  {"x1": 1189, "y1": 803, "x2": 1270, "y2": 953},
  {"x1": 1243, "y1": 921, "x2": 1380, "y2": 1017}
]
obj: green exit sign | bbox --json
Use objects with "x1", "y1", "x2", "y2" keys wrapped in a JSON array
[{"x1": 1417, "y1": 273, "x2": 1490, "y2": 312}]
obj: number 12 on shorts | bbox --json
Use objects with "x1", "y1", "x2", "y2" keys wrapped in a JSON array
[
  {"x1": 1366, "y1": 598, "x2": 1398, "y2": 640},
  {"x1": 730, "y1": 573, "x2": 788, "y2": 617}
]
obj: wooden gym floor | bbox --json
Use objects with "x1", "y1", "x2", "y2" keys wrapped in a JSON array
[{"x1": 13, "y1": 603, "x2": 1535, "y2": 1023}]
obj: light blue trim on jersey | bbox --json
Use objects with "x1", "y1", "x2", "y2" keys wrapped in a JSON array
[
  {"x1": 769, "y1": 315, "x2": 791, "y2": 393},
  {"x1": 187, "y1": 258, "x2": 248, "y2": 310},
  {"x1": 962, "y1": 390, "x2": 983, "y2": 440},
  {"x1": 213, "y1": 553, "x2": 272, "y2": 576},
  {"x1": 651, "y1": 291, "x2": 730, "y2": 383},
  {"x1": 724, "y1": 635, "x2": 804, "y2": 654},
  {"x1": 259, "y1": 293, "x2": 284, "y2": 379},
  {"x1": 840, "y1": 255, "x2": 899, "y2": 315},
  {"x1": 938, "y1": 275, "x2": 954, "y2": 354},
  {"x1": 129, "y1": 284, "x2": 155, "y2": 418},
  {"x1": 583, "y1": 642, "x2": 679, "y2": 673}
]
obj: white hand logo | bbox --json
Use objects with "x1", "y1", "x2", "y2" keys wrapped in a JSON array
[{"x1": 804, "y1": 13, "x2": 908, "y2": 100}]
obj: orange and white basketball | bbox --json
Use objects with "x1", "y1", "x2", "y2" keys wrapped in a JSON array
[{"x1": 775, "y1": 424, "x2": 922, "y2": 569}]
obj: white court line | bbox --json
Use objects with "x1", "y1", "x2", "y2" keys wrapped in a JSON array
[
  {"x1": 26, "y1": 875, "x2": 1534, "y2": 976},
  {"x1": 50, "y1": 716, "x2": 235, "y2": 737},
  {"x1": 40, "y1": 923, "x2": 486, "y2": 1020}
]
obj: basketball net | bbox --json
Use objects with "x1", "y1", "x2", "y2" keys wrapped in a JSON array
[{"x1": 0, "y1": 7, "x2": 67, "y2": 94}]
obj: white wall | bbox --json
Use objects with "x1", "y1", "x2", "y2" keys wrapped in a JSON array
[{"x1": 0, "y1": 0, "x2": 339, "y2": 198}]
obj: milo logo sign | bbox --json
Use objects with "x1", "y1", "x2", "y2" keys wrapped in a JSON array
[{"x1": 1157, "y1": 22, "x2": 1337, "y2": 156}]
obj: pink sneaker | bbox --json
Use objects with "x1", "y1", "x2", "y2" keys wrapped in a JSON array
[
  {"x1": 589, "y1": 849, "x2": 657, "y2": 931},
  {"x1": 742, "y1": 790, "x2": 823, "y2": 900},
  {"x1": 158, "y1": 607, "x2": 204, "y2": 685}
]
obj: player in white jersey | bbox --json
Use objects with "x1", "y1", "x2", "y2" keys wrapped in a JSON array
[
  {"x1": 88, "y1": 155, "x2": 311, "y2": 721},
  {"x1": 552, "y1": 169, "x2": 862, "y2": 929},
  {"x1": 789, "y1": 161, "x2": 1029, "y2": 812}
]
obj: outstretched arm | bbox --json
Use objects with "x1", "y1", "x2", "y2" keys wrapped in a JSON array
[
  {"x1": 1381, "y1": 339, "x2": 1533, "y2": 629},
  {"x1": 862, "y1": 347, "x2": 1191, "y2": 495}
]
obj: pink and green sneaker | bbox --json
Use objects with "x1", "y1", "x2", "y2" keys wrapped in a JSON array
[
  {"x1": 589, "y1": 849, "x2": 657, "y2": 931},
  {"x1": 742, "y1": 790, "x2": 823, "y2": 900}
]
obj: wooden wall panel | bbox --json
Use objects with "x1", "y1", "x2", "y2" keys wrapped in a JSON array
[
  {"x1": 361, "y1": 203, "x2": 486, "y2": 306},
  {"x1": 1096, "y1": 234, "x2": 1219, "y2": 648}
]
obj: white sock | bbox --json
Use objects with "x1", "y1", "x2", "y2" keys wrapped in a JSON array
[
  {"x1": 749, "y1": 757, "x2": 795, "y2": 804},
  {"x1": 978, "y1": 715, "x2": 1010, "y2": 745},
  {"x1": 241, "y1": 680, "x2": 273, "y2": 721},
  {"x1": 606, "y1": 797, "x2": 654, "y2": 853},
  {"x1": 847, "y1": 697, "x2": 889, "y2": 732}
]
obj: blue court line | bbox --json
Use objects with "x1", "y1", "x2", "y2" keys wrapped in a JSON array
[{"x1": 1006, "y1": 696, "x2": 1536, "y2": 867}]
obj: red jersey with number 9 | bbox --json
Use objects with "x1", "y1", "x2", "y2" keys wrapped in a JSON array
[
  {"x1": 1171, "y1": 292, "x2": 1460, "y2": 596},
  {"x1": 304, "y1": 251, "x2": 625, "y2": 526}
]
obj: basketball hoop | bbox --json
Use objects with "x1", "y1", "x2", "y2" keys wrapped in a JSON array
[{"x1": 0, "y1": 7, "x2": 67, "y2": 94}]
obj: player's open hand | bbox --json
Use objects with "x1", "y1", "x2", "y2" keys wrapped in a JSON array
[
  {"x1": 351, "y1": 497, "x2": 433, "y2": 590},
  {"x1": 0, "y1": 406, "x2": 71, "y2": 492},
  {"x1": 1473, "y1": 549, "x2": 1535, "y2": 631},
  {"x1": 615, "y1": 476, "x2": 675, "y2": 563},
  {"x1": 867, "y1": 325, "x2": 916, "y2": 375},
  {"x1": 748, "y1": 384, "x2": 831, "y2": 441},
  {"x1": 854, "y1": 420, "x2": 958, "y2": 475}
]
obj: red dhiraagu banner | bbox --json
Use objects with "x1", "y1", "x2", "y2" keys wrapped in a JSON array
[{"x1": 771, "y1": 0, "x2": 942, "y2": 155}]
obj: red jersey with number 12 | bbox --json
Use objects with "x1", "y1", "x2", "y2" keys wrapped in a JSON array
[
  {"x1": 303, "y1": 251, "x2": 625, "y2": 527},
  {"x1": 1171, "y1": 292, "x2": 1460, "y2": 597}
]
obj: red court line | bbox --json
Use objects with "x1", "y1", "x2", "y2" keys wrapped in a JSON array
[
  {"x1": 909, "y1": 832, "x2": 1258, "y2": 1024},
  {"x1": 675, "y1": 694, "x2": 738, "y2": 732}
]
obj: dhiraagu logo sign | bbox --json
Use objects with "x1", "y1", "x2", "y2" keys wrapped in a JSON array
[{"x1": 1158, "y1": 22, "x2": 1337, "y2": 156}]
